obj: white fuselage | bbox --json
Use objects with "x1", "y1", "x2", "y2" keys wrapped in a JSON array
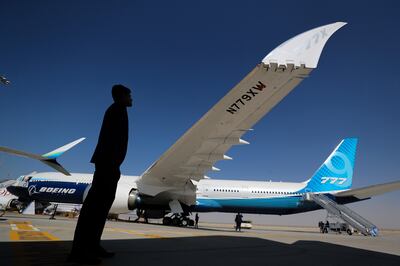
[{"x1": 7, "y1": 172, "x2": 338, "y2": 215}]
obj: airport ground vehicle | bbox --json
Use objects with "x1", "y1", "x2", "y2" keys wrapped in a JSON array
[
  {"x1": 233, "y1": 220, "x2": 253, "y2": 229},
  {"x1": 319, "y1": 221, "x2": 355, "y2": 235}
]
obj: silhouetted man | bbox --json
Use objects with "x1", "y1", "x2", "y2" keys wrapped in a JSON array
[
  {"x1": 235, "y1": 213, "x2": 243, "y2": 232},
  {"x1": 69, "y1": 84, "x2": 132, "y2": 265},
  {"x1": 195, "y1": 213, "x2": 199, "y2": 228}
]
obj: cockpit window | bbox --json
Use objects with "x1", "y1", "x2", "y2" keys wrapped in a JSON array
[{"x1": 22, "y1": 176, "x2": 32, "y2": 182}]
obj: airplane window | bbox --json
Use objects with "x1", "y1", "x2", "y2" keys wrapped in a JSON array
[{"x1": 23, "y1": 176, "x2": 32, "y2": 182}]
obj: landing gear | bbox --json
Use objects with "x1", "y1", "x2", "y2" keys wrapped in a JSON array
[
  {"x1": 17, "y1": 203, "x2": 26, "y2": 214},
  {"x1": 0, "y1": 205, "x2": 5, "y2": 217},
  {"x1": 49, "y1": 204, "x2": 58, "y2": 220},
  {"x1": 162, "y1": 213, "x2": 194, "y2": 227},
  {"x1": 134, "y1": 209, "x2": 149, "y2": 223}
]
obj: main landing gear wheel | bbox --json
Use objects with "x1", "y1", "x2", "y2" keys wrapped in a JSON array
[{"x1": 162, "y1": 213, "x2": 194, "y2": 227}]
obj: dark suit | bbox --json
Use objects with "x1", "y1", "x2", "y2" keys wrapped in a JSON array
[{"x1": 71, "y1": 103, "x2": 129, "y2": 255}]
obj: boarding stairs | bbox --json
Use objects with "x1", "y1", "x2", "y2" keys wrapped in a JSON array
[{"x1": 307, "y1": 193, "x2": 379, "y2": 236}]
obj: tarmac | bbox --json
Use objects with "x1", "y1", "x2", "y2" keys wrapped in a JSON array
[{"x1": 1, "y1": 213, "x2": 399, "y2": 266}]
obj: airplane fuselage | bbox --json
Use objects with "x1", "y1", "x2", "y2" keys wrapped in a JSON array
[{"x1": 6, "y1": 172, "x2": 360, "y2": 216}]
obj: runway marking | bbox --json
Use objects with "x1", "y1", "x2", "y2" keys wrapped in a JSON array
[
  {"x1": 108, "y1": 228, "x2": 166, "y2": 239},
  {"x1": 8, "y1": 221, "x2": 59, "y2": 241},
  {"x1": 107, "y1": 227, "x2": 211, "y2": 239}
]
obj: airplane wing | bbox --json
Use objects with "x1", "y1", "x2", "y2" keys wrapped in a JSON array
[
  {"x1": 138, "y1": 22, "x2": 347, "y2": 204},
  {"x1": 0, "y1": 180, "x2": 17, "y2": 188},
  {"x1": 335, "y1": 181, "x2": 400, "y2": 200},
  {"x1": 0, "y1": 138, "x2": 85, "y2": 176}
]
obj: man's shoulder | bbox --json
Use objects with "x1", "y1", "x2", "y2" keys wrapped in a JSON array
[{"x1": 105, "y1": 103, "x2": 127, "y2": 116}]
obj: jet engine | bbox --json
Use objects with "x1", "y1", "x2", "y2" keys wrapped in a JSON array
[{"x1": 127, "y1": 189, "x2": 141, "y2": 210}]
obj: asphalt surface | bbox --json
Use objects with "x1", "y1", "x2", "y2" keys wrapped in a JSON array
[{"x1": 1, "y1": 213, "x2": 399, "y2": 266}]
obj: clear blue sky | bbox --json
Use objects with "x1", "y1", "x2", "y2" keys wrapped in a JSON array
[{"x1": 1, "y1": 1, "x2": 400, "y2": 228}]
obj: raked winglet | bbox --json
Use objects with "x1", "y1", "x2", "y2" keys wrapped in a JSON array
[
  {"x1": 263, "y1": 22, "x2": 346, "y2": 68},
  {"x1": 0, "y1": 137, "x2": 85, "y2": 176}
]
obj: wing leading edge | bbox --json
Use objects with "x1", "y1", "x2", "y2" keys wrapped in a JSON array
[
  {"x1": 138, "y1": 22, "x2": 346, "y2": 202},
  {"x1": 335, "y1": 181, "x2": 400, "y2": 200}
]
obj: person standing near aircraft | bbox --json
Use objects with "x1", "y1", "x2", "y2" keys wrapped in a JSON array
[
  {"x1": 195, "y1": 213, "x2": 199, "y2": 228},
  {"x1": 235, "y1": 213, "x2": 243, "y2": 232},
  {"x1": 69, "y1": 84, "x2": 133, "y2": 264}
]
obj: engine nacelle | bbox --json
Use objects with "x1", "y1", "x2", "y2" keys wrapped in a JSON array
[
  {"x1": 110, "y1": 184, "x2": 137, "y2": 213},
  {"x1": 127, "y1": 189, "x2": 141, "y2": 210}
]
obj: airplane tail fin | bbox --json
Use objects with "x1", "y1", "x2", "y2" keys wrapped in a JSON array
[
  {"x1": 0, "y1": 138, "x2": 85, "y2": 176},
  {"x1": 303, "y1": 138, "x2": 358, "y2": 192}
]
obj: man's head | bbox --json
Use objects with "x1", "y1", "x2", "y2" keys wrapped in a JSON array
[{"x1": 112, "y1": 84, "x2": 133, "y2": 107}]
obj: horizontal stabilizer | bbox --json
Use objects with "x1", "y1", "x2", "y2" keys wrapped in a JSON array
[
  {"x1": 335, "y1": 180, "x2": 400, "y2": 199},
  {"x1": 0, "y1": 137, "x2": 85, "y2": 176}
]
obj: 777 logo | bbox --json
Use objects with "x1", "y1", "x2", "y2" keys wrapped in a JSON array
[{"x1": 320, "y1": 177, "x2": 347, "y2": 185}]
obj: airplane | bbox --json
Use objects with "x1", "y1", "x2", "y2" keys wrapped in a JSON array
[
  {"x1": 1, "y1": 22, "x2": 400, "y2": 232},
  {"x1": 0, "y1": 180, "x2": 19, "y2": 215},
  {"x1": 0, "y1": 75, "x2": 10, "y2": 85}
]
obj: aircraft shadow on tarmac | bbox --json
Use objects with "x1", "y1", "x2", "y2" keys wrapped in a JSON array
[
  {"x1": 1, "y1": 236, "x2": 399, "y2": 266},
  {"x1": 192, "y1": 225, "x2": 319, "y2": 235}
]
